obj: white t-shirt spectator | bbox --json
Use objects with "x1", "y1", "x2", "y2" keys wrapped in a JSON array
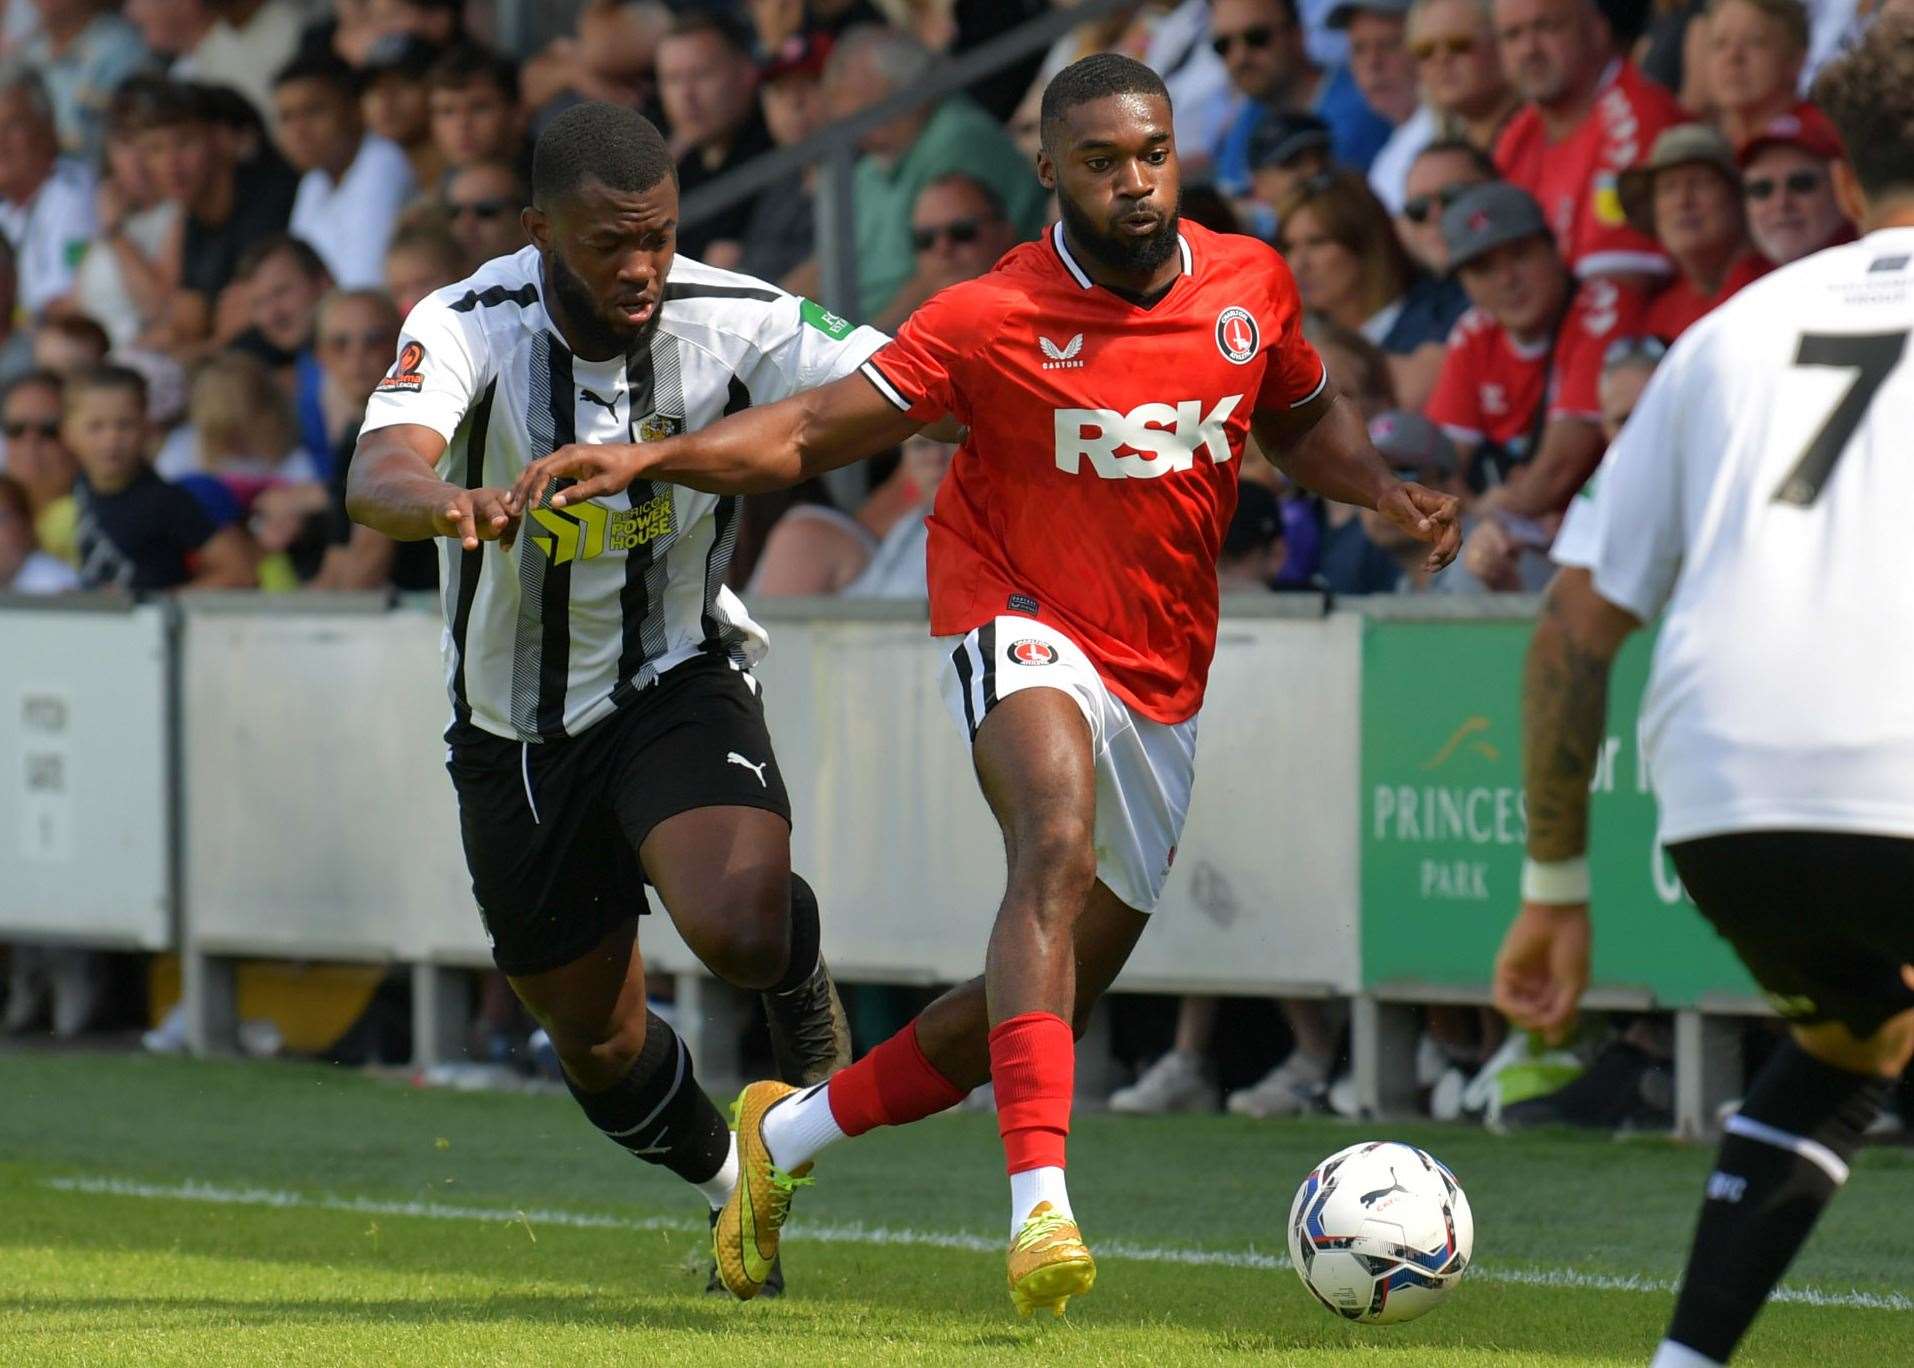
[
  {"x1": 1368, "y1": 104, "x2": 1438, "y2": 215},
  {"x1": 170, "y1": 0, "x2": 305, "y2": 121},
  {"x1": 0, "y1": 156, "x2": 96, "y2": 315},
  {"x1": 73, "y1": 202, "x2": 179, "y2": 351},
  {"x1": 289, "y1": 134, "x2": 416, "y2": 289}
]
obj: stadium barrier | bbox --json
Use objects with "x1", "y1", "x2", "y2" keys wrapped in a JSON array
[{"x1": 0, "y1": 595, "x2": 1769, "y2": 1133}]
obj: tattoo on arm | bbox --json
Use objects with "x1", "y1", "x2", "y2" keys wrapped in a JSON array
[{"x1": 1523, "y1": 590, "x2": 1611, "y2": 862}]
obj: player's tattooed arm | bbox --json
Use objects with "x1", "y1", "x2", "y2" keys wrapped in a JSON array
[
  {"x1": 347, "y1": 423, "x2": 519, "y2": 551},
  {"x1": 510, "y1": 373, "x2": 928, "y2": 508},
  {"x1": 1522, "y1": 568, "x2": 1639, "y2": 862}
]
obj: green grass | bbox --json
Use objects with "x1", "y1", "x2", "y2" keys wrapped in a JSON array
[{"x1": 3, "y1": 1053, "x2": 1911, "y2": 1365}]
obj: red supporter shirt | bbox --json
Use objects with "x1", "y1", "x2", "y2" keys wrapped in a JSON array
[
  {"x1": 1425, "y1": 276, "x2": 1643, "y2": 456},
  {"x1": 1640, "y1": 251, "x2": 1770, "y2": 339},
  {"x1": 860, "y1": 220, "x2": 1326, "y2": 724},
  {"x1": 1495, "y1": 60, "x2": 1687, "y2": 279}
]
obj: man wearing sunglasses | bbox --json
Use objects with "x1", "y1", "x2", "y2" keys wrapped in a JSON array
[
  {"x1": 1737, "y1": 106, "x2": 1854, "y2": 268},
  {"x1": 443, "y1": 160, "x2": 528, "y2": 270},
  {"x1": 1407, "y1": 0, "x2": 1517, "y2": 153},
  {"x1": 875, "y1": 172, "x2": 1019, "y2": 332},
  {"x1": 1328, "y1": 0, "x2": 1435, "y2": 212}
]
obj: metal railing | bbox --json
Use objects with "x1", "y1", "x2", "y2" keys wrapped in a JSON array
[{"x1": 678, "y1": 0, "x2": 1134, "y2": 320}]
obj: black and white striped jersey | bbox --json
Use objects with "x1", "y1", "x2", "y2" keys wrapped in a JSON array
[{"x1": 359, "y1": 247, "x2": 889, "y2": 743}]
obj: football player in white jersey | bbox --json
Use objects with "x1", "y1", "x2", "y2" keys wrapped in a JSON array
[
  {"x1": 346, "y1": 103, "x2": 884, "y2": 1295},
  {"x1": 1491, "y1": 19, "x2": 1914, "y2": 1366}
]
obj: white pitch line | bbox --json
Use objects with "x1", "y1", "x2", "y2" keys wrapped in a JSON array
[{"x1": 39, "y1": 1175, "x2": 1912, "y2": 1314}]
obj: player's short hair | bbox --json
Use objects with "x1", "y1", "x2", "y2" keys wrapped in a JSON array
[
  {"x1": 428, "y1": 42, "x2": 519, "y2": 100},
  {"x1": 1813, "y1": 14, "x2": 1914, "y2": 204},
  {"x1": 532, "y1": 102, "x2": 675, "y2": 210},
  {"x1": 64, "y1": 365, "x2": 148, "y2": 415},
  {"x1": 273, "y1": 52, "x2": 359, "y2": 98},
  {"x1": 234, "y1": 233, "x2": 330, "y2": 285},
  {"x1": 1039, "y1": 54, "x2": 1171, "y2": 154},
  {"x1": 1704, "y1": 0, "x2": 1808, "y2": 53}
]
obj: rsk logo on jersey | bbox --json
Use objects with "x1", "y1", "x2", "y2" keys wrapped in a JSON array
[
  {"x1": 1007, "y1": 638, "x2": 1057, "y2": 666},
  {"x1": 529, "y1": 492, "x2": 675, "y2": 564},
  {"x1": 377, "y1": 340, "x2": 425, "y2": 393},
  {"x1": 1053, "y1": 396, "x2": 1242, "y2": 479},
  {"x1": 1215, "y1": 307, "x2": 1259, "y2": 364},
  {"x1": 1039, "y1": 334, "x2": 1085, "y2": 369}
]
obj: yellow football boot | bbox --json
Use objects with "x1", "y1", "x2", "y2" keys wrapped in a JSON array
[
  {"x1": 1006, "y1": 1202, "x2": 1096, "y2": 1317},
  {"x1": 712, "y1": 1080, "x2": 813, "y2": 1300}
]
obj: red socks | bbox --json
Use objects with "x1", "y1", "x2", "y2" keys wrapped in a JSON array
[
  {"x1": 825, "y1": 1018, "x2": 968, "y2": 1136},
  {"x1": 988, "y1": 1011, "x2": 1074, "y2": 1174}
]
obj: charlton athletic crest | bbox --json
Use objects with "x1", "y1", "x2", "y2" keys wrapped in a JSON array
[
  {"x1": 1007, "y1": 639, "x2": 1058, "y2": 666},
  {"x1": 1215, "y1": 307, "x2": 1258, "y2": 364}
]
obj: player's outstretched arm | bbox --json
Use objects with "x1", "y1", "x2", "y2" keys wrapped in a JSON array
[
  {"x1": 509, "y1": 373, "x2": 926, "y2": 511},
  {"x1": 346, "y1": 424, "x2": 519, "y2": 551},
  {"x1": 1252, "y1": 388, "x2": 1463, "y2": 572}
]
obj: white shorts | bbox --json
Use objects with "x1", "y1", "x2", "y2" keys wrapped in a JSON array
[{"x1": 937, "y1": 616, "x2": 1199, "y2": 914}]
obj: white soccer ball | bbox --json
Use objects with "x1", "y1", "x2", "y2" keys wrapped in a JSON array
[{"x1": 1287, "y1": 1140, "x2": 1474, "y2": 1324}]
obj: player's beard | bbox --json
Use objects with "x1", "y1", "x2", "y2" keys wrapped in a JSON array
[
  {"x1": 543, "y1": 248, "x2": 650, "y2": 358},
  {"x1": 1062, "y1": 191, "x2": 1182, "y2": 277}
]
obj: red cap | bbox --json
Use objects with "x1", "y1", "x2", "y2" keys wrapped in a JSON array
[
  {"x1": 761, "y1": 31, "x2": 833, "y2": 83},
  {"x1": 1737, "y1": 104, "x2": 1846, "y2": 168}
]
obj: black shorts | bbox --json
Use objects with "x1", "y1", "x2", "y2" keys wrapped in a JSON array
[
  {"x1": 445, "y1": 655, "x2": 791, "y2": 977},
  {"x1": 1667, "y1": 830, "x2": 1914, "y2": 1038}
]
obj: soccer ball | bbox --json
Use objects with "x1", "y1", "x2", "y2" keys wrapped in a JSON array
[{"x1": 1287, "y1": 1140, "x2": 1474, "y2": 1324}]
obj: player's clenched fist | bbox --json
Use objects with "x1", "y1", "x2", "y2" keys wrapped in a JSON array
[
  {"x1": 509, "y1": 443, "x2": 653, "y2": 514},
  {"x1": 434, "y1": 487, "x2": 520, "y2": 551},
  {"x1": 1377, "y1": 481, "x2": 1463, "y2": 572}
]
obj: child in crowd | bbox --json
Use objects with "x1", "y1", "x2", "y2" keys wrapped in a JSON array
[{"x1": 64, "y1": 366, "x2": 255, "y2": 591}]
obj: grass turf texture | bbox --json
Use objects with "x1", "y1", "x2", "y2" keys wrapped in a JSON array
[{"x1": 3, "y1": 1053, "x2": 1911, "y2": 1365}]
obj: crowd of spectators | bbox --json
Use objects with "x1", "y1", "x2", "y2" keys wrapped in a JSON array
[{"x1": 0, "y1": 0, "x2": 1898, "y2": 1124}]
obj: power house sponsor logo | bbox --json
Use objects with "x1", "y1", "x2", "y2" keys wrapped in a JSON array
[
  {"x1": 529, "y1": 492, "x2": 675, "y2": 564},
  {"x1": 1052, "y1": 395, "x2": 1242, "y2": 479}
]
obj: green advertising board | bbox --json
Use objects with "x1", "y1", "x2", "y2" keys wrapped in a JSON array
[{"x1": 1359, "y1": 618, "x2": 1756, "y2": 1005}]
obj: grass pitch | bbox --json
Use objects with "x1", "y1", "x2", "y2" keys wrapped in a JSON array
[{"x1": 3, "y1": 1052, "x2": 1912, "y2": 1365}]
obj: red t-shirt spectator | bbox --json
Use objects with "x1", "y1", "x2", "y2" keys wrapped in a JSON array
[
  {"x1": 1495, "y1": 60, "x2": 1688, "y2": 280},
  {"x1": 861, "y1": 220, "x2": 1326, "y2": 722},
  {"x1": 1641, "y1": 251, "x2": 1770, "y2": 339},
  {"x1": 1426, "y1": 275, "x2": 1644, "y2": 455}
]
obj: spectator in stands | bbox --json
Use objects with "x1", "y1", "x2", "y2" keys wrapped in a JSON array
[
  {"x1": 71, "y1": 80, "x2": 179, "y2": 353},
  {"x1": 1704, "y1": 0, "x2": 1809, "y2": 146},
  {"x1": 32, "y1": 315, "x2": 108, "y2": 376},
  {"x1": 66, "y1": 364, "x2": 254, "y2": 589},
  {"x1": 656, "y1": 11, "x2": 771, "y2": 267},
  {"x1": 1330, "y1": 0, "x2": 1433, "y2": 211},
  {"x1": 126, "y1": 0, "x2": 305, "y2": 121},
  {"x1": 1276, "y1": 168, "x2": 1463, "y2": 409},
  {"x1": 840, "y1": 432, "x2": 952, "y2": 600},
  {"x1": 1492, "y1": 0, "x2": 1685, "y2": 282},
  {"x1": 278, "y1": 55, "x2": 416, "y2": 290},
  {"x1": 0, "y1": 67, "x2": 95, "y2": 317},
  {"x1": 298, "y1": 0, "x2": 383, "y2": 68},
  {"x1": 0, "y1": 238, "x2": 29, "y2": 381},
  {"x1": 820, "y1": 25, "x2": 1046, "y2": 320},
  {"x1": 141, "y1": 81, "x2": 298, "y2": 352},
  {"x1": 1, "y1": 370, "x2": 77, "y2": 564},
  {"x1": 427, "y1": 44, "x2": 522, "y2": 179},
  {"x1": 1597, "y1": 332, "x2": 1663, "y2": 439},
  {"x1": 740, "y1": 31, "x2": 833, "y2": 287},
  {"x1": 1396, "y1": 136, "x2": 1495, "y2": 270},
  {"x1": 874, "y1": 172, "x2": 1021, "y2": 332},
  {"x1": 1409, "y1": 0, "x2": 1519, "y2": 152},
  {"x1": 1211, "y1": 0, "x2": 1392, "y2": 199},
  {"x1": 1350, "y1": 410, "x2": 1467, "y2": 592},
  {"x1": 1217, "y1": 478, "x2": 1290, "y2": 590},
  {"x1": 359, "y1": 33, "x2": 442, "y2": 191},
  {"x1": 520, "y1": 1, "x2": 667, "y2": 135},
  {"x1": 0, "y1": 471, "x2": 78, "y2": 591},
  {"x1": 228, "y1": 234, "x2": 329, "y2": 374},
  {"x1": 727, "y1": 478, "x2": 871, "y2": 595},
  {"x1": 383, "y1": 217, "x2": 461, "y2": 317},
  {"x1": 1429, "y1": 184, "x2": 1642, "y2": 588},
  {"x1": 23, "y1": 0, "x2": 150, "y2": 162},
  {"x1": 442, "y1": 160, "x2": 526, "y2": 270},
  {"x1": 1620, "y1": 123, "x2": 1767, "y2": 338},
  {"x1": 1246, "y1": 111, "x2": 1333, "y2": 226},
  {"x1": 1738, "y1": 105, "x2": 1852, "y2": 266}
]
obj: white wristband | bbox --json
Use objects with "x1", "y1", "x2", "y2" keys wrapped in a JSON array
[{"x1": 1521, "y1": 856, "x2": 1590, "y2": 905}]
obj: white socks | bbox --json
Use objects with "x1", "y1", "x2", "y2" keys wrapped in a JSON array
[
  {"x1": 697, "y1": 1132, "x2": 739, "y2": 1211},
  {"x1": 762, "y1": 1081, "x2": 847, "y2": 1172},
  {"x1": 1650, "y1": 1341, "x2": 1723, "y2": 1368},
  {"x1": 1009, "y1": 1166, "x2": 1074, "y2": 1236}
]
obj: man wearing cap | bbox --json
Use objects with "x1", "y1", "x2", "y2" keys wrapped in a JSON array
[
  {"x1": 1621, "y1": 124, "x2": 1770, "y2": 339},
  {"x1": 1244, "y1": 110, "x2": 1333, "y2": 229},
  {"x1": 656, "y1": 11, "x2": 772, "y2": 266},
  {"x1": 1356, "y1": 410, "x2": 1467, "y2": 592},
  {"x1": 1738, "y1": 106, "x2": 1854, "y2": 267},
  {"x1": 1426, "y1": 182, "x2": 1644, "y2": 586},
  {"x1": 1209, "y1": 0, "x2": 1393, "y2": 196},
  {"x1": 1329, "y1": 0, "x2": 1438, "y2": 213},
  {"x1": 1491, "y1": 0, "x2": 1686, "y2": 282}
]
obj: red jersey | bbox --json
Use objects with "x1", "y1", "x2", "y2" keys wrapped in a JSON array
[
  {"x1": 1426, "y1": 276, "x2": 1642, "y2": 456},
  {"x1": 1495, "y1": 60, "x2": 1687, "y2": 280},
  {"x1": 1640, "y1": 251, "x2": 1769, "y2": 339},
  {"x1": 861, "y1": 220, "x2": 1325, "y2": 723}
]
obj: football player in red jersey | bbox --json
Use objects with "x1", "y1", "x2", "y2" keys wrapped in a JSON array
[{"x1": 509, "y1": 54, "x2": 1461, "y2": 1316}]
